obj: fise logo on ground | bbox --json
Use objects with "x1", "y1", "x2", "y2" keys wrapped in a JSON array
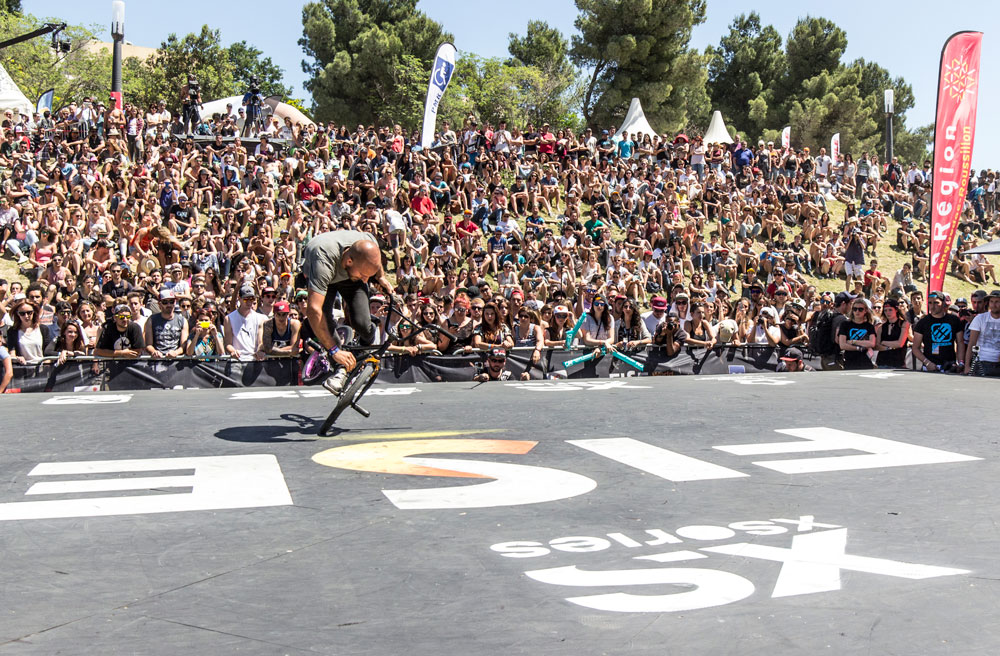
[{"x1": 491, "y1": 515, "x2": 969, "y2": 613}]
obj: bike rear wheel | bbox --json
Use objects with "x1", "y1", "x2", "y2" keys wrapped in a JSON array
[{"x1": 319, "y1": 361, "x2": 377, "y2": 436}]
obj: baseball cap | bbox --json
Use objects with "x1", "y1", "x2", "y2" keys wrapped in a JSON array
[
  {"x1": 273, "y1": 300, "x2": 290, "y2": 313},
  {"x1": 510, "y1": 289, "x2": 523, "y2": 299},
  {"x1": 780, "y1": 347, "x2": 804, "y2": 362},
  {"x1": 262, "y1": 286, "x2": 276, "y2": 295},
  {"x1": 370, "y1": 294, "x2": 386, "y2": 304},
  {"x1": 489, "y1": 347, "x2": 507, "y2": 359},
  {"x1": 553, "y1": 304, "x2": 570, "y2": 315},
  {"x1": 239, "y1": 285, "x2": 257, "y2": 299},
  {"x1": 159, "y1": 289, "x2": 174, "y2": 300},
  {"x1": 971, "y1": 290, "x2": 987, "y2": 300},
  {"x1": 650, "y1": 296, "x2": 668, "y2": 310},
  {"x1": 113, "y1": 303, "x2": 130, "y2": 316},
  {"x1": 989, "y1": 290, "x2": 1000, "y2": 300},
  {"x1": 834, "y1": 291, "x2": 854, "y2": 305}
]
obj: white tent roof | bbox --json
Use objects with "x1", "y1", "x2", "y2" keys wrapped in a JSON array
[
  {"x1": 614, "y1": 97, "x2": 658, "y2": 142},
  {"x1": 703, "y1": 110, "x2": 733, "y2": 145},
  {"x1": 0, "y1": 62, "x2": 32, "y2": 115},
  {"x1": 200, "y1": 95, "x2": 314, "y2": 126}
]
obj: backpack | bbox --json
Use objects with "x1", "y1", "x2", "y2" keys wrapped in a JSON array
[{"x1": 808, "y1": 309, "x2": 837, "y2": 356}]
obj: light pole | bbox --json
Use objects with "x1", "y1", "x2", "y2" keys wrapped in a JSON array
[
  {"x1": 884, "y1": 88, "x2": 894, "y2": 165},
  {"x1": 111, "y1": 0, "x2": 124, "y2": 98}
]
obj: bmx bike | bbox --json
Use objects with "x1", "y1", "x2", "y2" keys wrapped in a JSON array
[{"x1": 302, "y1": 299, "x2": 454, "y2": 436}]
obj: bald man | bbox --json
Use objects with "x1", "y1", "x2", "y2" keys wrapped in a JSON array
[{"x1": 302, "y1": 230, "x2": 394, "y2": 394}]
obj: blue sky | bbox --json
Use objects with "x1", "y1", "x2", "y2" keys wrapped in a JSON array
[{"x1": 28, "y1": 0, "x2": 999, "y2": 169}]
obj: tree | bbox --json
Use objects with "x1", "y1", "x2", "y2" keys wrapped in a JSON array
[
  {"x1": 0, "y1": 0, "x2": 20, "y2": 14},
  {"x1": 300, "y1": 0, "x2": 451, "y2": 125},
  {"x1": 777, "y1": 16, "x2": 847, "y2": 110},
  {"x1": 507, "y1": 21, "x2": 581, "y2": 129},
  {"x1": 786, "y1": 66, "x2": 878, "y2": 155},
  {"x1": 227, "y1": 41, "x2": 290, "y2": 98},
  {"x1": 123, "y1": 26, "x2": 234, "y2": 115},
  {"x1": 0, "y1": 12, "x2": 109, "y2": 110},
  {"x1": 125, "y1": 29, "x2": 290, "y2": 113},
  {"x1": 570, "y1": 0, "x2": 707, "y2": 132},
  {"x1": 442, "y1": 53, "x2": 581, "y2": 130},
  {"x1": 706, "y1": 12, "x2": 783, "y2": 134},
  {"x1": 851, "y1": 57, "x2": 922, "y2": 161},
  {"x1": 508, "y1": 20, "x2": 575, "y2": 81}
]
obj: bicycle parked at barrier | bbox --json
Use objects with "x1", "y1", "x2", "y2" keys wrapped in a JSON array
[{"x1": 302, "y1": 299, "x2": 455, "y2": 435}]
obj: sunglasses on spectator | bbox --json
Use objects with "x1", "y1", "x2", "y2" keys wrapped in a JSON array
[
  {"x1": 18, "y1": 310, "x2": 34, "y2": 316},
  {"x1": 488, "y1": 357, "x2": 505, "y2": 364},
  {"x1": 593, "y1": 302, "x2": 606, "y2": 308},
  {"x1": 852, "y1": 307, "x2": 867, "y2": 312}
]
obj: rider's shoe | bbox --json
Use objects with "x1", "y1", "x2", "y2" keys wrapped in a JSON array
[{"x1": 323, "y1": 366, "x2": 349, "y2": 396}]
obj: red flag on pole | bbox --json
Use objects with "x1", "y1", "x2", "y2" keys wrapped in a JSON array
[
  {"x1": 830, "y1": 133, "x2": 840, "y2": 164},
  {"x1": 929, "y1": 31, "x2": 983, "y2": 295},
  {"x1": 781, "y1": 126, "x2": 790, "y2": 150}
]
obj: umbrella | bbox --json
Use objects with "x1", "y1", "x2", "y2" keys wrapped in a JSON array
[{"x1": 966, "y1": 238, "x2": 1000, "y2": 255}]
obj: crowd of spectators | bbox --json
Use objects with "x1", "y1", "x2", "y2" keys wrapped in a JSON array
[{"x1": 2, "y1": 95, "x2": 1000, "y2": 392}]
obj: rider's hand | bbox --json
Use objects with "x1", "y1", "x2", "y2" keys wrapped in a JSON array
[{"x1": 333, "y1": 349, "x2": 356, "y2": 370}]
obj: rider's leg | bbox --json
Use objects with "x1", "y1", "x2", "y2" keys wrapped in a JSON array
[{"x1": 337, "y1": 280, "x2": 376, "y2": 346}]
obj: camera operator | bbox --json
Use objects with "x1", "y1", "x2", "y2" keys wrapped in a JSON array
[
  {"x1": 180, "y1": 74, "x2": 203, "y2": 135},
  {"x1": 651, "y1": 309, "x2": 688, "y2": 357},
  {"x1": 241, "y1": 77, "x2": 265, "y2": 138}
]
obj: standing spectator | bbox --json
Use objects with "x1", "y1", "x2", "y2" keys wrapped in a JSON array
[
  {"x1": 642, "y1": 296, "x2": 669, "y2": 335},
  {"x1": 144, "y1": 290, "x2": 188, "y2": 359},
  {"x1": 6, "y1": 299, "x2": 49, "y2": 364},
  {"x1": 964, "y1": 290, "x2": 1000, "y2": 376},
  {"x1": 0, "y1": 343, "x2": 11, "y2": 392},
  {"x1": 837, "y1": 299, "x2": 876, "y2": 370},
  {"x1": 186, "y1": 305, "x2": 225, "y2": 357},
  {"x1": 261, "y1": 300, "x2": 301, "y2": 357},
  {"x1": 95, "y1": 303, "x2": 144, "y2": 358},
  {"x1": 874, "y1": 298, "x2": 910, "y2": 369},
  {"x1": 224, "y1": 285, "x2": 266, "y2": 361},
  {"x1": 912, "y1": 290, "x2": 964, "y2": 372}
]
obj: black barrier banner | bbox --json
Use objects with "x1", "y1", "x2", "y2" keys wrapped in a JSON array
[
  {"x1": 9, "y1": 362, "x2": 103, "y2": 393},
  {"x1": 9, "y1": 347, "x2": 828, "y2": 393},
  {"x1": 370, "y1": 346, "x2": 825, "y2": 384},
  {"x1": 104, "y1": 359, "x2": 300, "y2": 390}
]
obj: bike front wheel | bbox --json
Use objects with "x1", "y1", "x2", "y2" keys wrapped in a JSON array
[{"x1": 319, "y1": 361, "x2": 377, "y2": 436}]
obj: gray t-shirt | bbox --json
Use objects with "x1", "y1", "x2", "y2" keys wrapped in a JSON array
[
  {"x1": 302, "y1": 230, "x2": 378, "y2": 294},
  {"x1": 148, "y1": 313, "x2": 186, "y2": 352}
]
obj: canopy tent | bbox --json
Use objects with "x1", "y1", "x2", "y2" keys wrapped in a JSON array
[
  {"x1": 614, "y1": 97, "x2": 658, "y2": 142},
  {"x1": 198, "y1": 95, "x2": 314, "y2": 127},
  {"x1": 965, "y1": 238, "x2": 1000, "y2": 255},
  {"x1": 703, "y1": 110, "x2": 734, "y2": 145},
  {"x1": 0, "y1": 62, "x2": 32, "y2": 116}
]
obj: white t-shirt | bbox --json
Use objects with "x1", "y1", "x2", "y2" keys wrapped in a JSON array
[
  {"x1": 581, "y1": 314, "x2": 615, "y2": 342},
  {"x1": 227, "y1": 309, "x2": 266, "y2": 360},
  {"x1": 970, "y1": 312, "x2": 1000, "y2": 362},
  {"x1": 641, "y1": 309, "x2": 666, "y2": 336},
  {"x1": 18, "y1": 328, "x2": 43, "y2": 362}
]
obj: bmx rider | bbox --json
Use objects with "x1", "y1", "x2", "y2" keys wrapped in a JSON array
[{"x1": 302, "y1": 230, "x2": 394, "y2": 394}]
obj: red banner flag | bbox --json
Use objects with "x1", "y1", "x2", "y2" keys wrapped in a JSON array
[{"x1": 929, "y1": 31, "x2": 983, "y2": 295}]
